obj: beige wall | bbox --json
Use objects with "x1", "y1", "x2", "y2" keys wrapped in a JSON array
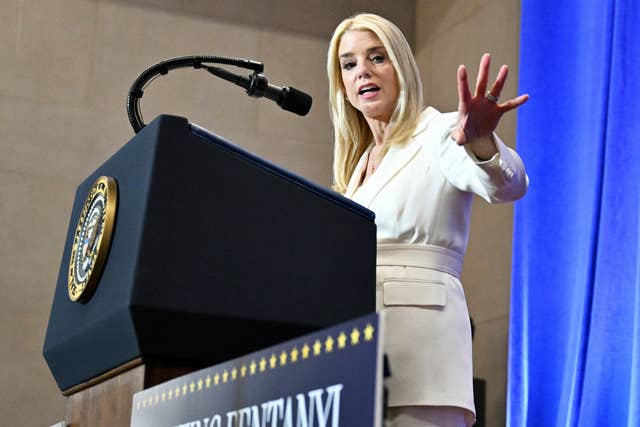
[
  {"x1": 2, "y1": 1, "x2": 522, "y2": 425},
  {"x1": 0, "y1": 1, "x2": 414, "y2": 425},
  {"x1": 414, "y1": 0, "x2": 523, "y2": 425}
]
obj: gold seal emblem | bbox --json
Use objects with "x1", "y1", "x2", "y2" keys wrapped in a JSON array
[{"x1": 68, "y1": 176, "x2": 118, "y2": 302}]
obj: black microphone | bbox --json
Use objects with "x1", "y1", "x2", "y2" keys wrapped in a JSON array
[{"x1": 205, "y1": 66, "x2": 312, "y2": 116}]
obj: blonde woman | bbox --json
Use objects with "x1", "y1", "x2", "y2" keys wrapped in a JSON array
[{"x1": 327, "y1": 13, "x2": 529, "y2": 427}]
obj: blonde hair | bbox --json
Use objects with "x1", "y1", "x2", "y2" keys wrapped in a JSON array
[{"x1": 327, "y1": 13, "x2": 423, "y2": 193}]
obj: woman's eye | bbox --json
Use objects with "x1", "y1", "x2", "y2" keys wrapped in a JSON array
[
  {"x1": 371, "y1": 54, "x2": 385, "y2": 63},
  {"x1": 342, "y1": 61, "x2": 356, "y2": 70}
]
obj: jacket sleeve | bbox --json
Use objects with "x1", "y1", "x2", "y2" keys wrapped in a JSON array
[{"x1": 436, "y1": 112, "x2": 529, "y2": 203}]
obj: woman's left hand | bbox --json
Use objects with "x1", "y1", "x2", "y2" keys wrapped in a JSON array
[{"x1": 452, "y1": 53, "x2": 529, "y2": 160}]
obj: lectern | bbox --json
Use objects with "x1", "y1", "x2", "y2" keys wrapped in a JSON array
[{"x1": 43, "y1": 115, "x2": 376, "y2": 425}]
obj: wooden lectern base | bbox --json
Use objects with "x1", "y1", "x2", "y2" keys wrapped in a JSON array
[{"x1": 63, "y1": 359, "x2": 197, "y2": 426}]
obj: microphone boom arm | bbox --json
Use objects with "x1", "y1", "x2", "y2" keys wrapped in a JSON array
[{"x1": 126, "y1": 55, "x2": 264, "y2": 133}]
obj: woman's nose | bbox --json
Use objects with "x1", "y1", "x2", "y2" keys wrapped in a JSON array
[{"x1": 355, "y1": 62, "x2": 371, "y2": 79}]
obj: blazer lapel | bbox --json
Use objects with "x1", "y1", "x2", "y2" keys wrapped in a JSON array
[
  {"x1": 345, "y1": 108, "x2": 440, "y2": 206},
  {"x1": 345, "y1": 149, "x2": 369, "y2": 199},
  {"x1": 353, "y1": 137, "x2": 422, "y2": 207}
]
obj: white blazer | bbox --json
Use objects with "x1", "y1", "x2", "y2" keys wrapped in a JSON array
[
  {"x1": 346, "y1": 107, "x2": 528, "y2": 250},
  {"x1": 345, "y1": 107, "x2": 528, "y2": 418}
]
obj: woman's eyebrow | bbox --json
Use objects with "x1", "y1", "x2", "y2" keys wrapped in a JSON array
[
  {"x1": 339, "y1": 45, "x2": 386, "y2": 59},
  {"x1": 367, "y1": 45, "x2": 386, "y2": 53}
]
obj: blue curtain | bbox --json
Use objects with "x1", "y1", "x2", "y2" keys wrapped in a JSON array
[{"x1": 508, "y1": 0, "x2": 640, "y2": 426}]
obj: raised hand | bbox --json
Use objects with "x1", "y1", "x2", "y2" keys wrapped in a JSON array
[{"x1": 453, "y1": 53, "x2": 529, "y2": 159}]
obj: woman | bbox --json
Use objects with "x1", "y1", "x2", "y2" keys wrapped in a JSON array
[{"x1": 327, "y1": 13, "x2": 529, "y2": 427}]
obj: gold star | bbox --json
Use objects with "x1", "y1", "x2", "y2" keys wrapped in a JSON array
[
  {"x1": 161, "y1": 392, "x2": 166, "y2": 401},
  {"x1": 205, "y1": 375, "x2": 212, "y2": 388},
  {"x1": 222, "y1": 370, "x2": 229, "y2": 383},
  {"x1": 364, "y1": 323, "x2": 375, "y2": 341},
  {"x1": 280, "y1": 350, "x2": 288, "y2": 366},
  {"x1": 214, "y1": 373, "x2": 220, "y2": 385},
  {"x1": 313, "y1": 339, "x2": 322, "y2": 356},
  {"x1": 154, "y1": 394, "x2": 159, "y2": 403},
  {"x1": 269, "y1": 354, "x2": 277, "y2": 369},
  {"x1": 142, "y1": 398, "x2": 146, "y2": 408},
  {"x1": 182, "y1": 384, "x2": 187, "y2": 395},
  {"x1": 337, "y1": 332, "x2": 347, "y2": 349},
  {"x1": 189, "y1": 381, "x2": 195, "y2": 393},
  {"x1": 259, "y1": 357, "x2": 267, "y2": 372},
  {"x1": 174, "y1": 386, "x2": 180, "y2": 397},
  {"x1": 197, "y1": 378, "x2": 203, "y2": 390},
  {"x1": 136, "y1": 401, "x2": 140, "y2": 410},
  {"x1": 231, "y1": 367, "x2": 238, "y2": 380},
  {"x1": 301, "y1": 343, "x2": 310, "y2": 359},
  {"x1": 168, "y1": 390, "x2": 173, "y2": 399},
  {"x1": 351, "y1": 327, "x2": 360, "y2": 345},
  {"x1": 250, "y1": 361, "x2": 257, "y2": 375},
  {"x1": 325, "y1": 336, "x2": 335, "y2": 352},
  {"x1": 290, "y1": 347, "x2": 299, "y2": 362},
  {"x1": 241, "y1": 365, "x2": 247, "y2": 377}
]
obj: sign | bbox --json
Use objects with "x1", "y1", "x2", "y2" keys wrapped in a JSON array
[{"x1": 131, "y1": 314, "x2": 384, "y2": 427}]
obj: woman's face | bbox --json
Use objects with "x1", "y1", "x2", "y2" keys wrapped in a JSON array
[{"x1": 338, "y1": 30, "x2": 399, "y2": 124}]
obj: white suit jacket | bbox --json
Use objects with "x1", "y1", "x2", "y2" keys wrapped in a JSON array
[
  {"x1": 346, "y1": 107, "x2": 528, "y2": 251},
  {"x1": 345, "y1": 107, "x2": 528, "y2": 416}
]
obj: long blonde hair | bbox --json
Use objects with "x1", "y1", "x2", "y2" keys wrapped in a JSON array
[{"x1": 327, "y1": 13, "x2": 423, "y2": 193}]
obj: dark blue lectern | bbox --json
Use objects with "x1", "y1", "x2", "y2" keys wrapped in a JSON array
[{"x1": 43, "y1": 116, "x2": 376, "y2": 425}]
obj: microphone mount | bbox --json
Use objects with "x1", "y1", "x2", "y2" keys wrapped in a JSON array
[
  {"x1": 126, "y1": 55, "x2": 273, "y2": 133},
  {"x1": 203, "y1": 66, "x2": 312, "y2": 117}
]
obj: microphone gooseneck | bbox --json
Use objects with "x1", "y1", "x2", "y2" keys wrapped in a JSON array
[{"x1": 126, "y1": 56, "x2": 312, "y2": 134}]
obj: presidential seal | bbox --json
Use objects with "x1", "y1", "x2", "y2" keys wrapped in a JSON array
[{"x1": 68, "y1": 176, "x2": 118, "y2": 302}]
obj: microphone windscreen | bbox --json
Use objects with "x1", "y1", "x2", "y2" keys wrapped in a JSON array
[{"x1": 279, "y1": 87, "x2": 312, "y2": 116}]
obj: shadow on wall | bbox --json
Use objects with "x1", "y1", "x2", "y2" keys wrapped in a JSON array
[{"x1": 97, "y1": 0, "x2": 416, "y2": 45}]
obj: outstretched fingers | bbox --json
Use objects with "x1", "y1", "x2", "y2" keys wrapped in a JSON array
[
  {"x1": 488, "y1": 64, "x2": 509, "y2": 100},
  {"x1": 457, "y1": 65, "x2": 472, "y2": 109},
  {"x1": 454, "y1": 65, "x2": 472, "y2": 144},
  {"x1": 499, "y1": 94, "x2": 530, "y2": 112},
  {"x1": 456, "y1": 54, "x2": 529, "y2": 145},
  {"x1": 474, "y1": 53, "x2": 491, "y2": 97}
]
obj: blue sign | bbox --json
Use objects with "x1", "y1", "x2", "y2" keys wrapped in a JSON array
[{"x1": 131, "y1": 313, "x2": 383, "y2": 427}]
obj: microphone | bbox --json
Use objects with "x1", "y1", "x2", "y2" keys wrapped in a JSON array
[{"x1": 205, "y1": 66, "x2": 312, "y2": 116}]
